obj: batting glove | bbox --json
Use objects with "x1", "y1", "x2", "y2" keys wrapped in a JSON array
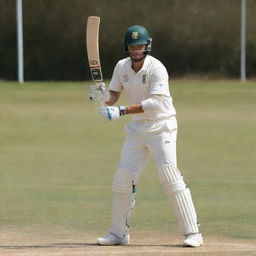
[
  {"x1": 89, "y1": 82, "x2": 110, "y2": 102},
  {"x1": 99, "y1": 105, "x2": 126, "y2": 120}
]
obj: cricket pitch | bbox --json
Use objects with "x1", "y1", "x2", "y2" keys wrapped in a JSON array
[{"x1": 1, "y1": 228, "x2": 255, "y2": 256}]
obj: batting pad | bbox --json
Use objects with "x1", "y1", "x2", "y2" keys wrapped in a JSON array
[
  {"x1": 110, "y1": 167, "x2": 136, "y2": 238},
  {"x1": 157, "y1": 165, "x2": 199, "y2": 235}
]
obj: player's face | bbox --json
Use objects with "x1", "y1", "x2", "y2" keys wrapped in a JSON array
[{"x1": 127, "y1": 44, "x2": 147, "y2": 62}]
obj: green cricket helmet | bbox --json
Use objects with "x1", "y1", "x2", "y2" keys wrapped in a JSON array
[{"x1": 123, "y1": 25, "x2": 152, "y2": 54}]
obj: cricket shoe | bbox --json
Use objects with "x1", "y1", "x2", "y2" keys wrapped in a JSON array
[
  {"x1": 97, "y1": 233, "x2": 130, "y2": 246},
  {"x1": 184, "y1": 233, "x2": 203, "y2": 247}
]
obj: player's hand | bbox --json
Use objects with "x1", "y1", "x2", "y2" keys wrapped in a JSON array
[
  {"x1": 99, "y1": 105, "x2": 126, "y2": 120},
  {"x1": 89, "y1": 82, "x2": 106, "y2": 101}
]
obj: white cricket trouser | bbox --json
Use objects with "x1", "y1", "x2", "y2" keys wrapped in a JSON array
[
  {"x1": 120, "y1": 117, "x2": 178, "y2": 173},
  {"x1": 110, "y1": 117, "x2": 199, "y2": 238}
]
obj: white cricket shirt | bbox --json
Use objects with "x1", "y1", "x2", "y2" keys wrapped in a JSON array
[{"x1": 109, "y1": 55, "x2": 176, "y2": 121}]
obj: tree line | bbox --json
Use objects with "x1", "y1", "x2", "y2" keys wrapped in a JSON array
[{"x1": 0, "y1": 0, "x2": 255, "y2": 81}]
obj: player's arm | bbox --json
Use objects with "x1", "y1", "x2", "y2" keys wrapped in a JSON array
[
  {"x1": 122, "y1": 95, "x2": 167, "y2": 114},
  {"x1": 125, "y1": 104, "x2": 144, "y2": 114},
  {"x1": 99, "y1": 95, "x2": 170, "y2": 120},
  {"x1": 105, "y1": 90, "x2": 121, "y2": 106},
  {"x1": 126, "y1": 94, "x2": 170, "y2": 114},
  {"x1": 106, "y1": 94, "x2": 166, "y2": 114}
]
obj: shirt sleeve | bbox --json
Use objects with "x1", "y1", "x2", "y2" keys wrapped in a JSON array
[
  {"x1": 109, "y1": 62, "x2": 123, "y2": 92},
  {"x1": 149, "y1": 63, "x2": 170, "y2": 96},
  {"x1": 141, "y1": 95, "x2": 172, "y2": 113}
]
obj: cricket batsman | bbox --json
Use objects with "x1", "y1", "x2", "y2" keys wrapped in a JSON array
[{"x1": 89, "y1": 25, "x2": 203, "y2": 247}]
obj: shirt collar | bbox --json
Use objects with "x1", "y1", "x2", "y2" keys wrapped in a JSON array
[
  {"x1": 140, "y1": 55, "x2": 150, "y2": 71},
  {"x1": 128, "y1": 55, "x2": 150, "y2": 72}
]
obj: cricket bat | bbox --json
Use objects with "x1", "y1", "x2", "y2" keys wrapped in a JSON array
[{"x1": 86, "y1": 16, "x2": 103, "y2": 83}]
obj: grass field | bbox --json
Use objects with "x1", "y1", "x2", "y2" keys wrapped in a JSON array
[{"x1": 0, "y1": 80, "x2": 255, "y2": 255}]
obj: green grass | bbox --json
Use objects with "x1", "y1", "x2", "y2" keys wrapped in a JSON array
[{"x1": 0, "y1": 81, "x2": 255, "y2": 239}]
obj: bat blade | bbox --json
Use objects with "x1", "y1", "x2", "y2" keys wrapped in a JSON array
[{"x1": 86, "y1": 16, "x2": 103, "y2": 82}]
